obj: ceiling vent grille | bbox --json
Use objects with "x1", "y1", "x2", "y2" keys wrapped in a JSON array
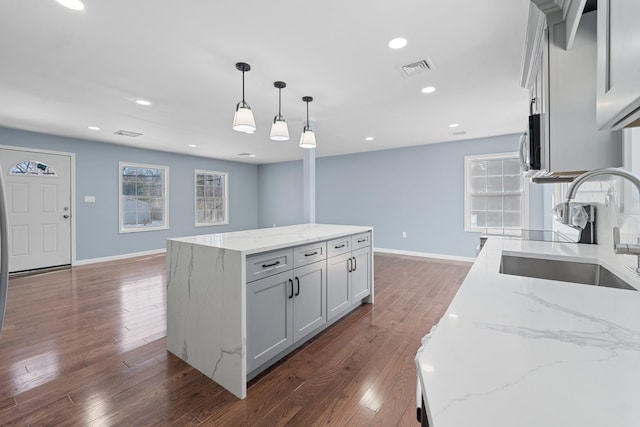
[
  {"x1": 451, "y1": 130, "x2": 467, "y2": 135},
  {"x1": 399, "y1": 57, "x2": 435, "y2": 77},
  {"x1": 114, "y1": 130, "x2": 143, "y2": 137}
]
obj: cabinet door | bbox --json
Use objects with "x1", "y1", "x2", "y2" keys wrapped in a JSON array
[
  {"x1": 351, "y1": 246, "x2": 371, "y2": 302},
  {"x1": 327, "y1": 252, "x2": 351, "y2": 321},
  {"x1": 246, "y1": 270, "x2": 293, "y2": 372},
  {"x1": 292, "y1": 261, "x2": 326, "y2": 342},
  {"x1": 597, "y1": 0, "x2": 640, "y2": 129}
]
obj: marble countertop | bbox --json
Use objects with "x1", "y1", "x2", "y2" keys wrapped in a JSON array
[
  {"x1": 417, "y1": 238, "x2": 640, "y2": 426},
  {"x1": 167, "y1": 223, "x2": 372, "y2": 255}
]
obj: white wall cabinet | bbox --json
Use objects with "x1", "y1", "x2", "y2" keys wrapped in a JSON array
[
  {"x1": 522, "y1": 9, "x2": 622, "y2": 177},
  {"x1": 596, "y1": 0, "x2": 640, "y2": 130}
]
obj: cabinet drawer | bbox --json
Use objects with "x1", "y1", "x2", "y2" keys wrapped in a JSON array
[
  {"x1": 246, "y1": 249, "x2": 294, "y2": 282},
  {"x1": 327, "y1": 236, "x2": 351, "y2": 258},
  {"x1": 293, "y1": 242, "x2": 327, "y2": 268},
  {"x1": 352, "y1": 232, "x2": 371, "y2": 250}
]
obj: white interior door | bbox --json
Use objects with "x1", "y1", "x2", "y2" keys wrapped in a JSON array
[{"x1": 0, "y1": 149, "x2": 72, "y2": 272}]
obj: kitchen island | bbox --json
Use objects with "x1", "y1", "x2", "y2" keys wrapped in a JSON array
[
  {"x1": 166, "y1": 224, "x2": 373, "y2": 399},
  {"x1": 416, "y1": 237, "x2": 640, "y2": 426}
]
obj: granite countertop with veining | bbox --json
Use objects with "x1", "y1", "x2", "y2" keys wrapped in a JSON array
[
  {"x1": 416, "y1": 238, "x2": 640, "y2": 427},
  {"x1": 167, "y1": 223, "x2": 372, "y2": 255}
]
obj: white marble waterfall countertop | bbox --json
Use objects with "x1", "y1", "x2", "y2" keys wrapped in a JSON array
[
  {"x1": 168, "y1": 224, "x2": 372, "y2": 255},
  {"x1": 417, "y1": 238, "x2": 640, "y2": 427}
]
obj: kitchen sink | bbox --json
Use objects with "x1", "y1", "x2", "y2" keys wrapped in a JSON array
[{"x1": 499, "y1": 254, "x2": 637, "y2": 291}]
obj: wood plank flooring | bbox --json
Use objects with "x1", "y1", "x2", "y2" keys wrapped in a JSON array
[{"x1": 0, "y1": 253, "x2": 470, "y2": 426}]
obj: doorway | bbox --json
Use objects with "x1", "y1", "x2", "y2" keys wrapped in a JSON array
[{"x1": 0, "y1": 147, "x2": 74, "y2": 273}]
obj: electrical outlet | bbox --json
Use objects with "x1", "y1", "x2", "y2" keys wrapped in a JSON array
[
  {"x1": 402, "y1": 231, "x2": 407, "y2": 238},
  {"x1": 84, "y1": 196, "x2": 96, "y2": 203}
]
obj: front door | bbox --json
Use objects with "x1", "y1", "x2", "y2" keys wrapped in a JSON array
[{"x1": 0, "y1": 148, "x2": 72, "y2": 272}]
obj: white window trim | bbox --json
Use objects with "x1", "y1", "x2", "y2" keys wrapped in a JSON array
[
  {"x1": 464, "y1": 152, "x2": 529, "y2": 234},
  {"x1": 118, "y1": 161, "x2": 170, "y2": 233},
  {"x1": 194, "y1": 169, "x2": 229, "y2": 227}
]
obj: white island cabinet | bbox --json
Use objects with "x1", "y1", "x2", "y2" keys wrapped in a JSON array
[{"x1": 166, "y1": 224, "x2": 373, "y2": 399}]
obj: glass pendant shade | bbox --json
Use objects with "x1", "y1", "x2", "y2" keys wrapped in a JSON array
[
  {"x1": 299, "y1": 127, "x2": 317, "y2": 149},
  {"x1": 270, "y1": 116, "x2": 289, "y2": 141},
  {"x1": 233, "y1": 101, "x2": 256, "y2": 133}
]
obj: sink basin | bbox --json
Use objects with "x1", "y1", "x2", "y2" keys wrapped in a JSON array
[{"x1": 499, "y1": 254, "x2": 637, "y2": 291}]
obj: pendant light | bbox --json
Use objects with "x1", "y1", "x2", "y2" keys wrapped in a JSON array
[
  {"x1": 232, "y1": 62, "x2": 256, "y2": 133},
  {"x1": 270, "y1": 81, "x2": 290, "y2": 141},
  {"x1": 299, "y1": 96, "x2": 317, "y2": 149}
]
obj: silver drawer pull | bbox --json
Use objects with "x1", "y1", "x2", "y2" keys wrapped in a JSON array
[
  {"x1": 262, "y1": 260, "x2": 281, "y2": 268},
  {"x1": 334, "y1": 244, "x2": 345, "y2": 249},
  {"x1": 304, "y1": 251, "x2": 318, "y2": 257}
]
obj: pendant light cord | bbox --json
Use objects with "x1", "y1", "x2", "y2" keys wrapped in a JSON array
[
  {"x1": 278, "y1": 88, "x2": 282, "y2": 116},
  {"x1": 242, "y1": 70, "x2": 245, "y2": 103}
]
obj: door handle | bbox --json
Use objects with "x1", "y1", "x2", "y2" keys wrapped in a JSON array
[
  {"x1": 288, "y1": 279, "x2": 294, "y2": 299},
  {"x1": 352, "y1": 256, "x2": 357, "y2": 271},
  {"x1": 347, "y1": 257, "x2": 352, "y2": 273},
  {"x1": 63, "y1": 214, "x2": 70, "y2": 219},
  {"x1": 295, "y1": 277, "x2": 300, "y2": 296}
]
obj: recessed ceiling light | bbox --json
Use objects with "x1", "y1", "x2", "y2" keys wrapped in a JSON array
[
  {"x1": 134, "y1": 99, "x2": 152, "y2": 106},
  {"x1": 188, "y1": 144, "x2": 197, "y2": 148},
  {"x1": 388, "y1": 37, "x2": 407, "y2": 49},
  {"x1": 56, "y1": 0, "x2": 85, "y2": 11},
  {"x1": 421, "y1": 86, "x2": 436, "y2": 94},
  {"x1": 249, "y1": 154, "x2": 256, "y2": 158},
  {"x1": 87, "y1": 126, "x2": 100, "y2": 131},
  {"x1": 237, "y1": 153, "x2": 257, "y2": 158},
  {"x1": 365, "y1": 137, "x2": 374, "y2": 141},
  {"x1": 449, "y1": 123, "x2": 460, "y2": 128}
]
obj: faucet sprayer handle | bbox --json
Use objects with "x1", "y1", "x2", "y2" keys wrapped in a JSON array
[{"x1": 613, "y1": 226, "x2": 621, "y2": 250}]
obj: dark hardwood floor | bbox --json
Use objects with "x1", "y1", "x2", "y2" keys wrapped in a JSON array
[{"x1": 0, "y1": 253, "x2": 470, "y2": 426}]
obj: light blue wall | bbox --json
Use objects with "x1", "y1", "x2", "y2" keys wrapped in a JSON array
[
  {"x1": 258, "y1": 134, "x2": 546, "y2": 258},
  {"x1": 257, "y1": 160, "x2": 303, "y2": 228},
  {"x1": 0, "y1": 126, "x2": 258, "y2": 261}
]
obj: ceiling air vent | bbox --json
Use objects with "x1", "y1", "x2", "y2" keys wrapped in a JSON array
[
  {"x1": 399, "y1": 57, "x2": 435, "y2": 77},
  {"x1": 114, "y1": 130, "x2": 143, "y2": 137},
  {"x1": 451, "y1": 130, "x2": 467, "y2": 136}
]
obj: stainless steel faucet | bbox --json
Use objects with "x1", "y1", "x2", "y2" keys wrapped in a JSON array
[{"x1": 564, "y1": 167, "x2": 640, "y2": 272}]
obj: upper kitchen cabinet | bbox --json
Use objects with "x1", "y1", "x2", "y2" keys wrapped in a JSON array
[
  {"x1": 521, "y1": 4, "x2": 622, "y2": 178},
  {"x1": 596, "y1": 0, "x2": 640, "y2": 130}
]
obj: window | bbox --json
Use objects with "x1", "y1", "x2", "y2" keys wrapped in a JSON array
[
  {"x1": 464, "y1": 152, "x2": 528, "y2": 233},
  {"x1": 119, "y1": 162, "x2": 169, "y2": 233},
  {"x1": 10, "y1": 160, "x2": 57, "y2": 176},
  {"x1": 195, "y1": 170, "x2": 229, "y2": 226}
]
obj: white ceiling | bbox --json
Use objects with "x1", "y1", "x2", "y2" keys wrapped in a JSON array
[{"x1": 0, "y1": 1, "x2": 530, "y2": 165}]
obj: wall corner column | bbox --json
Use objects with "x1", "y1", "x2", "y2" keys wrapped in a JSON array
[{"x1": 303, "y1": 148, "x2": 316, "y2": 224}]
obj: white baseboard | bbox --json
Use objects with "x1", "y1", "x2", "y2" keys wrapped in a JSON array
[
  {"x1": 373, "y1": 247, "x2": 475, "y2": 263},
  {"x1": 74, "y1": 248, "x2": 166, "y2": 266}
]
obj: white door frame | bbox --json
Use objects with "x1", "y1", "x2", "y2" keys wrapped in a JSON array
[{"x1": 0, "y1": 144, "x2": 77, "y2": 267}]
